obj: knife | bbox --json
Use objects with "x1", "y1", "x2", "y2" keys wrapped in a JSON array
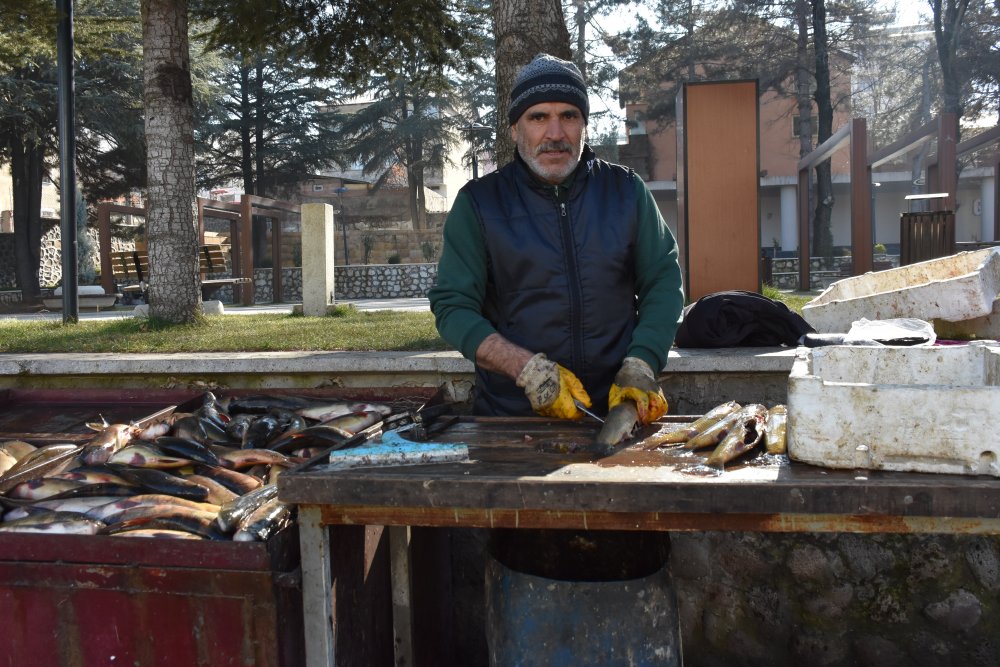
[{"x1": 574, "y1": 399, "x2": 604, "y2": 424}]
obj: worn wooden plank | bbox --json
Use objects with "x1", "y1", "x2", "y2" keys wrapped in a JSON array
[{"x1": 279, "y1": 417, "x2": 1000, "y2": 524}]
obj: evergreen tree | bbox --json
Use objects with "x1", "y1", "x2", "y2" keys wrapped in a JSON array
[{"x1": 0, "y1": 0, "x2": 145, "y2": 304}]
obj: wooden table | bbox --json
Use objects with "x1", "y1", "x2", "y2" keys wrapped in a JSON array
[{"x1": 278, "y1": 416, "x2": 1000, "y2": 666}]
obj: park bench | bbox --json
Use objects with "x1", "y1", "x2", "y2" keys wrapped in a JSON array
[{"x1": 110, "y1": 244, "x2": 251, "y2": 302}]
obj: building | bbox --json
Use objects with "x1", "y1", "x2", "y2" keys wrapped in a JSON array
[{"x1": 617, "y1": 68, "x2": 997, "y2": 257}]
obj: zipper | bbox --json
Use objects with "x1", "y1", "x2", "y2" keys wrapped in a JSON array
[{"x1": 554, "y1": 186, "x2": 584, "y2": 373}]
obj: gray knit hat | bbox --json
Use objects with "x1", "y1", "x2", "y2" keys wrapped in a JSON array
[{"x1": 508, "y1": 53, "x2": 589, "y2": 125}]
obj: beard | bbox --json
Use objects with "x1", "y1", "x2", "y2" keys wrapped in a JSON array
[{"x1": 516, "y1": 128, "x2": 586, "y2": 184}]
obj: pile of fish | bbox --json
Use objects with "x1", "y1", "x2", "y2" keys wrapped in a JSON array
[
  {"x1": 0, "y1": 392, "x2": 393, "y2": 540},
  {"x1": 641, "y1": 401, "x2": 788, "y2": 469}
]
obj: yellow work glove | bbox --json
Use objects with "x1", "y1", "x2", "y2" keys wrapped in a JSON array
[
  {"x1": 516, "y1": 353, "x2": 591, "y2": 420},
  {"x1": 608, "y1": 356, "x2": 668, "y2": 425}
]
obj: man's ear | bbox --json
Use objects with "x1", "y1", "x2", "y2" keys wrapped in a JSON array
[{"x1": 509, "y1": 124, "x2": 518, "y2": 143}]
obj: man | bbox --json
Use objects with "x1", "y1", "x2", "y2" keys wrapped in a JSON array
[
  {"x1": 429, "y1": 55, "x2": 686, "y2": 663},
  {"x1": 430, "y1": 53, "x2": 684, "y2": 423}
]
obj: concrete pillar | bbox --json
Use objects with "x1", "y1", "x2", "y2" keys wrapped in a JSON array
[
  {"x1": 780, "y1": 185, "x2": 798, "y2": 251},
  {"x1": 300, "y1": 203, "x2": 335, "y2": 316},
  {"x1": 981, "y1": 177, "x2": 995, "y2": 242}
]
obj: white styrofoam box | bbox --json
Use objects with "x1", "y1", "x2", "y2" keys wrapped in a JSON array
[
  {"x1": 787, "y1": 342, "x2": 1000, "y2": 477},
  {"x1": 802, "y1": 248, "x2": 1000, "y2": 333}
]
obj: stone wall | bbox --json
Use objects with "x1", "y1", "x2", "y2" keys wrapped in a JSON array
[
  {"x1": 768, "y1": 256, "x2": 900, "y2": 290},
  {"x1": 249, "y1": 263, "x2": 437, "y2": 303}
]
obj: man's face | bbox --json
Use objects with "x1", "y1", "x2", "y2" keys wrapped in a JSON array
[{"x1": 510, "y1": 102, "x2": 586, "y2": 185}]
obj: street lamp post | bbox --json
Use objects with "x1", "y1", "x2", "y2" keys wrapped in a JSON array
[
  {"x1": 335, "y1": 186, "x2": 349, "y2": 265},
  {"x1": 460, "y1": 123, "x2": 492, "y2": 180}
]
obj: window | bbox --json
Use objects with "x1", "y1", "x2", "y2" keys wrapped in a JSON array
[
  {"x1": 793, "y1": 116, "x2": 819, "y2": 137},
  {"x1": 313, "y1": 184, "x2": 324, "y2": 192}
]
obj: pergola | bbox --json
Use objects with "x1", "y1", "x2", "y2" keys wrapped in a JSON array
[{"x1": 97, "y1": 195, "x2": 301, "y2": 306}]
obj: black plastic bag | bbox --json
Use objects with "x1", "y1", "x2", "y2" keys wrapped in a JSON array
[{"x1": 674, "y1": 290, "x2": 815, "y2": 348}]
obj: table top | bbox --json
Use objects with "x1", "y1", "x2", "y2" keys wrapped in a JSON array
[{"x1": 278, "y1": 417, "x2": 1000, "y2": 534}]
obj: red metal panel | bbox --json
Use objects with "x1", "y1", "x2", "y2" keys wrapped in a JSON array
[{"x1": 74, "y1": 589, "x2": 142, "y2": 666}]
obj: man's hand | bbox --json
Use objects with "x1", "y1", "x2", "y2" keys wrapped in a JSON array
[
  {"x1": 516, "y1": 353, "x2": 591, "y2": 419},
  {"x1": 609, "y1": 357, "x2": 668, "y2": 424}
]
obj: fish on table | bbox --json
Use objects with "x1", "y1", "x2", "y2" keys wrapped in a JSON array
[{"x1": 0, "y1": 390, "x2": 408, "y2": 541}]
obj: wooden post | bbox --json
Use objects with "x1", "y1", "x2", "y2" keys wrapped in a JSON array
[
  {"x1": 797, "y1": 168, "x2": 811, "y2": 291},
  {"x1": 239, "y1": 196, "x2": 254, "y2": 305},
  {"x1": 849, "y1": 118, "x2": 873, "y2": 275}
]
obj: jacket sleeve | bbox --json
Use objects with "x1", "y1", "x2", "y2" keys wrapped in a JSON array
[
  {"x1": 627, "y1": 178, "x2": 685, "y2": 373},
  {"x1": 427, "y1": 190, "x2": 498, "y2": 361}
]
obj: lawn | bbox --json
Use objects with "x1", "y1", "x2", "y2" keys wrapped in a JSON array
[{"x1": 0, "y1": 292, "x2": 812, "y2": 354}]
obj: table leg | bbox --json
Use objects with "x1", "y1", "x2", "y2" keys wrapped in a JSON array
[
  {"x1": 389, "y1": 525, "x2": 414, "y2": 666},
  {"x1": 299, "y1": 505, "x2": 335, "y2": 667}
]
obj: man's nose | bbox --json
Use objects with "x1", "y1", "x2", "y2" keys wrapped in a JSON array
[{"x1": 543, "y1": 116, "x2": 567, "y2": 140}]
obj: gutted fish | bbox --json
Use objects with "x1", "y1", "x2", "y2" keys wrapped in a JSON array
[
  {"x1": 642, "y1": 401, "x2": 741, "y2": 449},
  {"x1": 705, "y1": 404, "x2": 769, "y2": 469},
  {"x1": 764, "y1": 405, "x2": 788, "y2": 455}
]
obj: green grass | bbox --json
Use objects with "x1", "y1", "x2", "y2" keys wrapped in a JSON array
[
  {"x1": 0, "y1": 290, "x2": 814, "y2": 354},
  {"x1": 762, "y1": 285, "x2": 812, "y2": 314},
  {"x1": 0, "y1": 307, "x2": 449, "y2": 354}
]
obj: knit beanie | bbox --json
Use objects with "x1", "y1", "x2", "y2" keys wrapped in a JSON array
[{"x1": 508, "y1": 53, "x2": 589, "y2": 125}]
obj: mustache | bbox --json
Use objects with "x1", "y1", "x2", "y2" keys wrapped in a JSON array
[{"x1": 534, "y1": 141, "x2": 573, "y2": 155}]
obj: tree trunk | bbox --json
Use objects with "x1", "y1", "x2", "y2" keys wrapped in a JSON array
[
  {"x1": 811, "y1": 0, "x2": 834, "y2": 259},
  {"x1": 10, "y1": 133, "x2": 44, "y2": 305},
  {"x1": 142, "y1": 0, "x2": 202, "y2": 322},
  {"x1": 795, "y1": 0, "x2": 813, "y2": 255},
  {"x1": 251, "y1": 58, "x2": 268, "y2": 265},
  {"x1": 932, "y1": 0, "x2": 970, "y2": 119},
  {"x1": 492, "y1": 0, "x2": 571, "y2": 166},
  {"x1": 239, "y1": 61, "x2": 253, "y2": 194}
]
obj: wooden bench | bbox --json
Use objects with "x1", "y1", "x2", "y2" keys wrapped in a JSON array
[{"x1": 110, "y1": 244, "x2": 252, "y2": 302}]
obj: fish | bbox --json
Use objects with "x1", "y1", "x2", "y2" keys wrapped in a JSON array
[
  {"x1": 593, "y1": 400, "x2": 640, "y2": 456},
  {"x1": 100, "y1": 507, "x2": 225, "y2": 540},
  {"x1": 110, "y1": 528, "x2": 205, "y2": 540},
  {"x1": 182, "y1": 474, "x2": 240, "y2": 505},
  {"x1": 0, "y1": 511, "x2": 105, "y2": 535},
  {"x1": 153, "y1": 436, "x2": 221, "y2": 465},
  {"x1": 171, "y1": 415, "x2": 209, "y2": 444},
  {"x1": 267, "y1": 424, "x2": 353, "y2": 454},
  {"x1": 50, "y1": 466, "x2": 133, "y2": 486},
  {"x1": 29, "y1": 481, "x2": 139, "y2": 502},
  {"x1": 297, "y1": 401, "x2": 392, "y2": 423},
  {"x1": 107, "y1": 464, "x2": 211, "y2": 501},
  {"x1": 684, "y1": 410, "x2": 745, "y2": 451},
  {"x1": 233, "y1": 498, "x2": 293, "y2": 542},
  {"x1": 8, "y1": 477, "x2": 87, "y2": 501},
  {"x1": 641, "y1": 401, "x2": 741, "y2": 449},
  {"x1": 0, "y1": 443, "x2": 81, "y2": 494},
  {"x1": 88, "y1": 494, "x2": 220, "y2": 522},
  {"x1": 216, "y1": 483, "x2": 280, "y2": 533},
  {"x1": 242, "y1": 414, "x2": 281, "y2": 449},
  {"x1": 0, "y1": 440, "x2": 37, "y2": 461},
  {"x1": 79, "y1": 423, "x2": 134, "y2": 465},
  {"x1": 107, "y1": 444, "x2": 191, "y2": 469},
  {"x1": 705, "y1": 404, "x2": 769, "y2": 469},
  {"x1": 218, "y1": 448, "x2": 294, "y2": 471},
  {"x1": 320, "y1": 410, "x2": 383, "y2": 435},
  {"x1": 764, "y1": 404, "x2": 788, "y2": 455},
  {"x1": 225, "y1": 414, "x2": 255, "y2": 443},
  {"x1": 191, "y1": 464, "x2": 262, "y2": 495},
  {"x1": 0, "y1": 450, "x2": 19, "y2": 477},
  {"x1": 101, "y1": 504, "x2": 219, "y2": 527},
  {"x1": 223, "y1": 394, "x2": 320, "y2": 415},
  {"x1": 133, "y1": 420, "x2": 172, "y2": 442},
  {"x1": 4, "y1": 496, "x2": 125, "y2": 522}
]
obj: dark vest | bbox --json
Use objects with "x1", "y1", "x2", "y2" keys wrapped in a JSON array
[{"x1": 464, "y1": 147, "x2": 640, "y2": 416}]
